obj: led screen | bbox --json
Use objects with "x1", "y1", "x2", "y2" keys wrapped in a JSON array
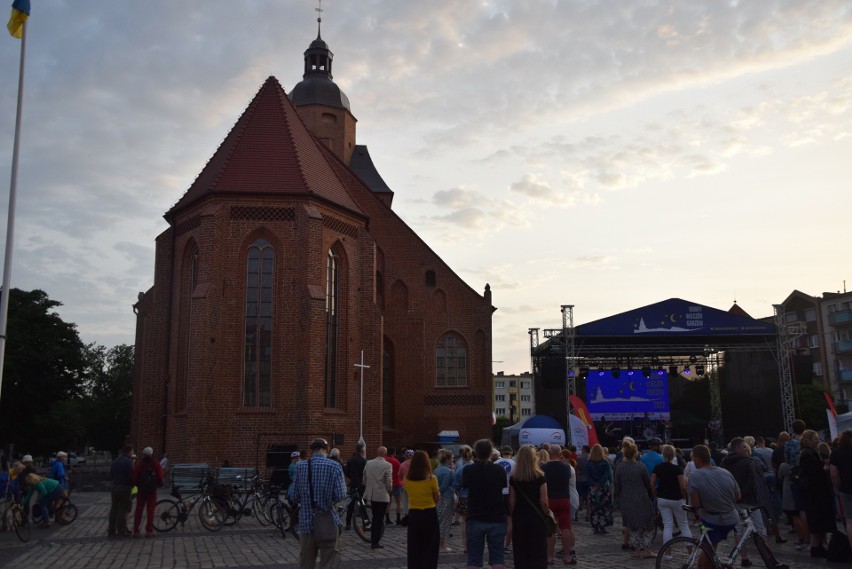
[{"x1": 585, "y1": 370, "x2": 670, "y2": 421}]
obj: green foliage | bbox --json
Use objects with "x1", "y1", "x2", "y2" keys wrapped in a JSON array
[
  {"x1": 0, "y1": 289, "x2": 133, "y2": 456},
  {"x1": 795, "y1": 383, "x2": 830, "y2": 433},
  {"x1": 492, "y1": 416, "x2": 511, "y2": 443},
  {"x1": 81, "y1": 343, "x2": 134, "y2": 454}
]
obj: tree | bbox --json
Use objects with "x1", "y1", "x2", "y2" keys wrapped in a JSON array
[
  {"x1": 492, "y1": 416, "x2": 511, "y2": 444},
  {"x1": 81, "y1": 344, "x2": 134, "y2": 454},
  {"x1": 795, "y1": 383, "x2": 830, "y2": 434},
  {"x1": 0, "y1": 289, "x2": 88, "y2": 454}
]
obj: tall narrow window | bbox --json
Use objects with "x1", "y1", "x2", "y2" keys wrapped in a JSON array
[
  {"x1": 244, "y1": 238, "x2": 273, "y2": 407},
  {"x1": 176, "y1": 246, "x2": 198, "y2": 412},
  {"x1": 324, "y1": 249, "x2": 339, "y2": 407},
  {"x1": 436, "y1": 333, "x2": 467, "y2": 387},
  {"x1": 383, "y1": 338, "x2": 394, "y2": 428}
]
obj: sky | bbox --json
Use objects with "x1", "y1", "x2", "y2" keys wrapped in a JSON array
[{"x1": 0, "y1": 1, "x2": 850, "y2": 376}]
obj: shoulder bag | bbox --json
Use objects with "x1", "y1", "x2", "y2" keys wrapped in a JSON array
[
  {"x1": 516, "y1": 480, "x2": 557, "y2": 537},
  {"x1": 308, "y1": 458, "x2": 339, "y2": 543}
]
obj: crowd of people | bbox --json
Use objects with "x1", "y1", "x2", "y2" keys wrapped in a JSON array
[
  {"x1": 289, "y1": 419, "x2": 852, "y2": 569},
  {"x1": 7, "y1": 419, "x2": 852, "y2": 568}
]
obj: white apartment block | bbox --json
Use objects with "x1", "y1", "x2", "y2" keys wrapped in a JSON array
[{"x1": 493, "y1": 371, "x2": 535, "y2": 423}]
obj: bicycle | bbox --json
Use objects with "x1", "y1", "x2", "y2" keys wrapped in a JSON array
[
  {"x1": 334, "y1": 487, "x2": 374, "y2": 544},
  {"x1": 154, "y1": 474, "x2": 227, "y2": 532},
  {"x1": 656, "y1": 505, "x2": 789, "y2": 569},
  {"x1": 32, "y1": 482, "x2": 78, "y2": 526},
  {"x1": 4, "y1": 500, "x2": 31, "y2": 542}
]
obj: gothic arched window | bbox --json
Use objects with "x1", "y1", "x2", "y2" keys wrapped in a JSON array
[
  {"x1": 244, "y1": 238, "x2": 273, "y2": 407},
  {"x1": 324, "y1": 248, "x2": 340, "y2": 407},
  {"x1": 436, "y1": 333, "x2": 467, "y2": 387}
]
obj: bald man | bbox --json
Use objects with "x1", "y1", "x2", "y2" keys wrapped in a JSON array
[{"x1": 363, "y1": 446, "x2": 392, "y2": 549}]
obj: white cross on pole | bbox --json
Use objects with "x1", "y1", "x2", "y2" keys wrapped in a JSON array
[{"x1": 354, "y1": 350, "x2": 370, "y2": 446}]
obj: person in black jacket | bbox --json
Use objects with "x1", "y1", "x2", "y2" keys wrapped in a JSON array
[
  {"x1": 344, "y1": 442, "x2": 367, "y2": 530},
  {"x1": 462, "y1": 439, "x2": 507, "y2": 569}
]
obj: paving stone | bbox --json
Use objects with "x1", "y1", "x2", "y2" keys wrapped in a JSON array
[{"x1": 0, "y1": 493, "x2": 831, "y2": 568}]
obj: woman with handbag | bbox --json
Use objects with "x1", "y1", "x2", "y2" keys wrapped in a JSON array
[
  {"x1": 613, "y1": 442, "x2": 656, "y2": 558},
  {"x1": 508, "y1": 445, "x2": 550, "y2": 569},
  {"x1": 403, "y1": 450, "x2": 440, "y2": 569}
]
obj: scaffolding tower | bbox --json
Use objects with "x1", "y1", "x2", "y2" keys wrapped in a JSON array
[{"x1": 773, "y1": 304, "x2": 804, "y2": 433}]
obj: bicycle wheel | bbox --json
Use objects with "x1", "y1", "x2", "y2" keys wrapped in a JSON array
[
  {"x1": 56, "y1": 502, "x2": 78, "y2": 525},
  {"x1": 656, "y1": 536, "x2": 706, "y2": 569},
  {"x1": 13, "y1": 506, "x2": 30, "y2": 543},
  {"x1": 352, "y1": 501, "x2": 373, "y2": 543},
  {"x1": 154, "y1": 499, "x2": 180, "y2": 532},
  {"x1": 254, "y1": 495, "x2": 276, "y2": 526},
  {"x1": 273, "y1": 501, "x2": 292, "y2": 538},
  {"x1": 753, "y1": 533, "x2": 783, "y2": 568},
  {"x1": 198, "y1": 498, "x2": 227, "y2": 531}
]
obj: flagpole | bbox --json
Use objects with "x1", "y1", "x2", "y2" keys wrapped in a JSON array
[{"x1": 0, "y1": 18, "x2": 27, "y2": 406}]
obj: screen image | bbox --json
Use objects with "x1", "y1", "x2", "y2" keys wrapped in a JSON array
[{"x1": 585, "y1": 370, "x2": 670, "y2": 421}]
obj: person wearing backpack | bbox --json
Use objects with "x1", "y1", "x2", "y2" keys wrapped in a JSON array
[{"x1": 132, "y1": 446, "x2": 163, "y2": 537}]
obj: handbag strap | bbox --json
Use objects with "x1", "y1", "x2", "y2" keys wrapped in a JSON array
[
  {"x1": 307, "y1": 458, "x2": 320, "y2": 510},
  {"x1": 515, "y1": 480, "x2": 548, "y2": 522}
]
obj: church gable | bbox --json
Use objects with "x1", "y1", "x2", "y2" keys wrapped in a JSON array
[{"x1": 168, "y1": 77, "x2": 363, "y2": 219}]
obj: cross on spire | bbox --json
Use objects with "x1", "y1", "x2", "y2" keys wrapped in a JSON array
[{"x1": 316, "y1": 0, "x2": 323, "y2": 37}]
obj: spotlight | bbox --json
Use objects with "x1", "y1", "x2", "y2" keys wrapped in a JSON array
[
  {"x1": 641, "y1": 366, "x2": 651, "y2": 379},
  {"x1": 568, "y1": 370, "x2": 575, "y2": 378},
  {"x1": 579, "y1": 366, "x2": 589, "y2": 379},
  {"x1": 696, "y1": 364, "x2": 705, "y2": 376},
  {"x1": 627, "y1": 370, "x2": 634, "y2": 377},
  {"x1": 598, "y1": 371, "x2": 605, "y2": 377},
  {"x1": 683, "y1": 367, "x2": 691, "y2": 375},
  {"x1": 668, "y1": 365, "x2": 678, "y2": 376},
  {"x1": 657, "y1": 369, "x2": 665, "y2": 376}
]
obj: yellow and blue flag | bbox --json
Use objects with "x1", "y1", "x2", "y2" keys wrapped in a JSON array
[{"x1": 7, "y1": 0, "x2": 30, "y2": 39}]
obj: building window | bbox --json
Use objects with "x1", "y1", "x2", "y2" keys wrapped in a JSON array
[
  {"x1": 509, "y1": 380, "x2": 517, "y2": 388},
  {"x1": 521, "y1": 381, "x2": 530, "y2": 389},
  {"x1": 805, "y1": 308, "x2": 816, "y2": 322},
  {"x1": 324, "y1": 248, "x2": 340, "y2": 407},
  {"x1": 426, "y1": 270, "x2": 436, "y2": 287},
  {"x1": 521, "y1": 408, "x2": 532, "y2": 416},
  {"x1": 495, "y1": 381, "x2": 505, "y2": 389},
  {"x1": 244, "y1": 238, "x2": 273, "y2": 407},
  {"x1": 813, "y1": 361, "x2": 823, "y2": 376},
  {"x1": 521, "y1": 395, "x2": 531, "y2": 402},
  {"x1": 809, "y1": 335, "x2": 819, "y2": 348},
  {"x1": 176, "y1": 245, "x2": 198, "y2": 412},
  {"x1": 495, "y1": 394, "x2": 506, "y2": 402},
  {"x1": 436, "y1": 333, "x2": 467, "y2": 387},
  {"x1": 383, "y1": 338, "x2": 394, "y2": 428},
  {"x1": 495, "y1": 408, "x2": 506, "y2": 416}
]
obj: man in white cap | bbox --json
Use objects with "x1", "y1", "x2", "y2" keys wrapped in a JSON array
[{"x1": 50, "y1": 451, "x2": 69, "y2": 492}]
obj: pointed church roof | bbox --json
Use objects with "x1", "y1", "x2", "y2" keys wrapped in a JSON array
[
  {"x1": 167, "y1": 76, "x2": 363, "y2": 219},
  {"x1": 728, "y1": 301, "x2": 752, "y2": 319}
]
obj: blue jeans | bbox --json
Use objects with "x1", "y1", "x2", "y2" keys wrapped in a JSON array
[{"x1": 466, "y1": 519, "x2": 506, "y2": 567}]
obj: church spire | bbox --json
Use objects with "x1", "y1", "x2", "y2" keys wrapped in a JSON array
[{"x1": 303, "y1": 0, "x2": 333, "y2": 80}]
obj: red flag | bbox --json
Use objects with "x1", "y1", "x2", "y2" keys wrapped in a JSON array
[
  {"x1": 569, "y1": 395, "x2": 599, "y2": 447},
  {"x1": 825, "y1": 391, "x2": 838, "y2": 418}
]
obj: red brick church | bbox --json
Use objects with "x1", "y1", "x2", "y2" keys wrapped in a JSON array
[{"x1": 130, "y1": 23, "x2": 494, "y2": 467}]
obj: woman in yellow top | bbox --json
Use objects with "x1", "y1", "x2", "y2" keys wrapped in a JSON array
[{"x1": 403, "y1": 450, "x2": 440, "y2": 569}]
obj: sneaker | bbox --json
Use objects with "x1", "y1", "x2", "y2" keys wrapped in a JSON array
[
  {"x1": 568, "y1": 551, "x2": 577, "y2": 565},
  {"x1": 741, "y1": 559, "x2": 753, "y2": 567}
]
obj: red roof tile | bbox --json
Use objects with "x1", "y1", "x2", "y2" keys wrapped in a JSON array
[{"x1": 167, "y1": 76, "x2": 363, "y2": 218}]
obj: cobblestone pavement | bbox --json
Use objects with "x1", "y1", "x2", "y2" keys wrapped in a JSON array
[{"x1": 0, "y1": 492, "x2": 837, "y2": 568}]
